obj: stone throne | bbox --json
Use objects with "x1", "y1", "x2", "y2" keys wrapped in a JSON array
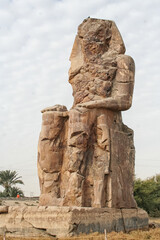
[{"x1": 38, "y1": 18, "x2": 137, "y2": 209}]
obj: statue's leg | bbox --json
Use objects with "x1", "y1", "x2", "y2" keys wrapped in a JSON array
[
  {"x1": 63, "y1": 108, "x2": 95, "y2": 206},
  {"x1": 92, "y1": 113, "x2": 111, "y2": 208},
  {"x1": 38, "y1": 109, "x2": 68, "y2": 206}
]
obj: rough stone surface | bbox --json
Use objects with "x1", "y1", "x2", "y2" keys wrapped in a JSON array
[
  {"x1": 0, "y1": 206, "x2": 8, "y2": 214},
  {"x1": 0, "y1": 206, "x2": 148, "y2": 238},
  {"x1": 0, "y1": 18, "x2": 149, "y2": 239},
  {"x1": 38, "y1": 18, "x2": 136, "y2": 209}
]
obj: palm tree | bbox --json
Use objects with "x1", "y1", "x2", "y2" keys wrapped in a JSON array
[
  {"x1": 0, "y1": 170, "x2": 24, "y2": 197},
  {"x1": 9, "y1": 186, "x2": 24, "y2": 197}
]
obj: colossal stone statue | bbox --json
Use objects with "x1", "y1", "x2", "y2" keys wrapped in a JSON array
[{"x1": 38, "y1": 18, "x2": 137, "y2": 209}]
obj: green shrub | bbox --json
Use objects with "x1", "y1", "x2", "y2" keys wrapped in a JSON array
[{"x1": 134, "y1": 174, "x2": 160, "y2": 217}]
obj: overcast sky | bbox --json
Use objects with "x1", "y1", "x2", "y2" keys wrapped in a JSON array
[{"x1": 0, "y1": 0, "x2": 160, "y2": 196}]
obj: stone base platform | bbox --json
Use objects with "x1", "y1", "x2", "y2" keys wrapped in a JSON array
[{"x1": 0, "y1": 206, "x2": 148, "y2": 238}]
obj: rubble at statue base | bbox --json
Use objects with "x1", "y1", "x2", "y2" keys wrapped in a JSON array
[{"x1": 38, "y1": 18, "x2": 137, "y2": 209}]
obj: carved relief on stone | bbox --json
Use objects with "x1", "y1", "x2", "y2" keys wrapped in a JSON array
[{"x1": 38, "y1": 18, "x2": 137, "y2": 208}]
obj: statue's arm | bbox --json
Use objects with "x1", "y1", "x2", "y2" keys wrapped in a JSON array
[
  {"x1": 77, "y1": 97, "x2": 131, "y2": 111},
  {"x1": 77, "y1": 55, "x2": 135, "y2": 111}
]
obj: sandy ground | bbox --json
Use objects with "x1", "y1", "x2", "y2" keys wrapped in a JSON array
[{"x1": 0, "y1": 229, "x2": 160, "y2": 240}]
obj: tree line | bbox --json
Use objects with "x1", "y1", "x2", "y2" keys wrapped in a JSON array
[{"x1": 134, "y1": 174, "x2": 160, "y2": 217}]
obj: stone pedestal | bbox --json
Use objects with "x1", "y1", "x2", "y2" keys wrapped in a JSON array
[{"x1": 0, "y1": 206, "x2": 148, "y2": 238}]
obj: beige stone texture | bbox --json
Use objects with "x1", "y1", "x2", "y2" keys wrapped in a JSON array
[
  {"x1": 0, "y1": 206, "x2": 8, "y2": 214},
  {"x1": 0, "y1": 18, "x2": 149, "y2": 239},
  {"x1": 38, "y1": 18, "x2": 137, "y2": 209},
  {"x1": 0, "y1": 206, "x2": 148, "y2": 238}
]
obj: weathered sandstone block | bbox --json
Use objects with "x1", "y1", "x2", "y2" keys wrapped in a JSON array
[
  {"x1": 0, "y1": 206, "x2": 148, "y2": 238},
  {"x1": 0, "y1": 206, "x2": 8, "y2": 214},
  {"x1": 38, "y1": 18, "x2": 137, "y2": 208}
]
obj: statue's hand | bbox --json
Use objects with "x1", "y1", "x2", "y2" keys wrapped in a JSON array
[
  {"x1": 77, "y1": 100, "x2": 107, "y2": 109},
  {"x1": 76, "y1": 98, "x2": 125, "y2": 110},
  {"x1": 77, "y1": 101, "x2": 95, "y2": 108}
]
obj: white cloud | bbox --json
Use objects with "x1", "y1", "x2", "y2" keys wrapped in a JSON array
[{"x1": 0, "y1": 0, "x2": 160, "y2": 196}]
